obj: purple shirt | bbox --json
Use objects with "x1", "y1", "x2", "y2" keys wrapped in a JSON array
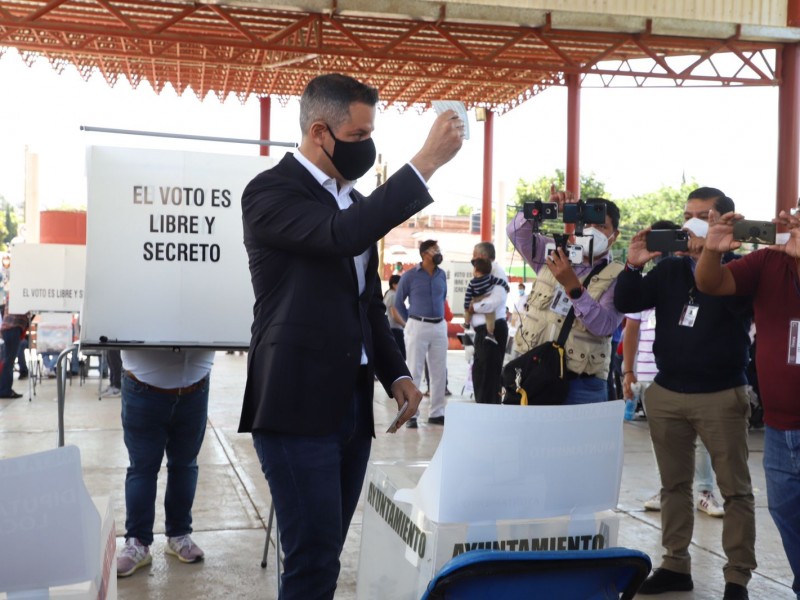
[{"x1": 507, "y1": 212, "x2": 623, "y2": 337}]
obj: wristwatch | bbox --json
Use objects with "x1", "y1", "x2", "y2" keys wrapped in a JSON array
[{"x1": 568, "y1": 285, "x2": 583, "y2": 300}]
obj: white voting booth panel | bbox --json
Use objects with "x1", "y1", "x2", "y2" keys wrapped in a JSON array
[
  {"x1": 0, "y1": 447, "x2": 116, "y2": 600},
  {"x1": 356, "y1": 402, "x2": 625, "y2": 599},
  {"x1": 441, "y1": 261, "x2": 473, "y2": 317},
  {"x1": 7, "y1": 244, "x2": 86, "y2": 314},
  {"x1": 82, "y1": 146, "x2": 273, "y2": 348}
]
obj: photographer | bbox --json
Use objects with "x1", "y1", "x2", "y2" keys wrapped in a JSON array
[
  {"x1": 614, "y1": 187, "x2": 755, "y2": 600},
  {"x1": 506, "y1": 189, "x2": 624, "y2": 404},
  {"x1": 695, "y1": 208, "x2": 800, "y2": 600}
]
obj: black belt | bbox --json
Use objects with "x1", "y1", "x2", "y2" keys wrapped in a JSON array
[
  {"x1": 124, "y1": 371, "x2": 208, "y2": 396},
  {"x1": 409, "y1": 315, "x2": 443, "y2": 324},
  {"x1": 566, "y1": 371, "x2": 596, "y2": 380}
]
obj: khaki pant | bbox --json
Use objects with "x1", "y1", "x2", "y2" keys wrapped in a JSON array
[{"x1": 644, "y1": 382, "x2": 756, "y2": 586}]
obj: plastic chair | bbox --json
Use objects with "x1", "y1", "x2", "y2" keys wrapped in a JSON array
[{"x1": 420, "y1": 548, "x2": 651, "y2": 600}]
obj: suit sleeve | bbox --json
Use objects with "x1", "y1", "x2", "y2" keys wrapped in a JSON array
[
  {"x1": 368, "y1": 271, "x2": 411, "y2": 394},
  {"x1": 243, "y1": 164, "x2": 433, "y2": 258}
]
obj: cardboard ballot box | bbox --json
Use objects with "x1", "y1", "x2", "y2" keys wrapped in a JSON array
[
  {"x1": 0, "y1": 448, "x2": 117, "y2": 600},
  {"x1": 356, "y1": 461, "x2": 619, "y2": 600},
  {"x1": 356, "y1": 403, "x2": 626, "y2": 599}
]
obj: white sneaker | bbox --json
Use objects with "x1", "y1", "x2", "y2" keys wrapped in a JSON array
[
  {"x1": 697, "y1": 490, "x2": 725, "y2": 517},
  {"x1": 117, "y1": 537, "x2": 151, "y2": 577},
  {"x1": 643, "y1": 493, "x2": 661, "y2": 511},
  {"x1": 165, "y1": 534, "x2": 205, "y2": 563},
  {"x1": 100, "y1": 386, "x2": 121, "y2": 398}
]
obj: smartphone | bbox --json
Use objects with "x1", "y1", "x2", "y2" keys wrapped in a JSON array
[
  {"x1": 545, "y1": 242, "x2": 583, "y2": 265},
  {"x1": 386, "y1": 401, "x2": 409, "y2": 433},
  {"x1": 523, "y1": 200, "x2": 558, "y2": 221},
  {"x1": 732, "y1": 219, "x2": 777, "y2": 244},
  {"x1": 646, "y1": 229, "x2": 689, "y2": 253},
  {"x1": 562, "y1": 201, "x2": 606, "y2": 225}
]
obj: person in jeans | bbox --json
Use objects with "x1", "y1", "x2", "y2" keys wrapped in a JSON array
[
  {"x1": 696, "y1": 207, "x2": 800, "y2": 600},
  {"x1": 615, "y1": 187, "x2": 755, "y2": 600},
  {"x1": 116, "y1": 348, "x2": 214, "y2": 577},
  {"x1": 0, "y1": 312, "x2": 29, "y2": 398}
]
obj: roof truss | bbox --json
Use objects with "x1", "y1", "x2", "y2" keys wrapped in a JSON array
[{"x1": 0, "y1": 0, "x2": 781, "y2": 111}]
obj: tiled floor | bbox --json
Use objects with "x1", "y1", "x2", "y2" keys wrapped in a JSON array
[{"x1": 0, "y1": 351, "x2": 794, "y2": 599}]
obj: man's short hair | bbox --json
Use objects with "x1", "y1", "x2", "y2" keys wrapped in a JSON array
[
  {"x1": 388, "y1": 274, "x2": 401, "y2": 287},
  {"x1": 585, "y1": 198, "x2": 620, "y2": 231},
  {"x1": 471, "y1": 257, "x2": 492, "y2": 275},
  {"x1": 299, "y1": 74, "x2": 379, "y2": 135},
  {"x1": 419, "y1": 239, "x2": 438, "y2": 256},
  {"x1": 473, "y1": 241, "x2": 496, "y2": 261},
  {"x1": 687, "y1": 187, "x2": 735, "y2": 215},
  {"x1": 652, "y1": 219, "x2": 680, "y2": 230}
]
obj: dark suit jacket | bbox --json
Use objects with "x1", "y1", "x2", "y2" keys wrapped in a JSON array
[{"x1": 238, "y1": 153, "x2": 433, "y2": 435}]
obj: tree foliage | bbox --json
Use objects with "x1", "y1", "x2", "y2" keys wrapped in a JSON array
[{"x1": 0, "y1": 196, "x2": 11, "y2": 250}]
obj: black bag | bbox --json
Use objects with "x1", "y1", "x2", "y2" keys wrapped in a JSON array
[
  {"x1": 502, "y1": 341, "x2": 568, "y2": 405},
  {"x1": 502, "y1": 262, "x2": 607, "y2": 406}
]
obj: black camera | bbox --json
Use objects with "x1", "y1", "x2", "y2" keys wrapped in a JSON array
[
  {"x1": 562, "y1": 201, "x2": 606, "y2": 225},
  {"x1": 646, "y1": 229, "x2": 689, "y2": 253},
  {"x1": 732, "y1": 220, "x2": 776, "y2": 245},
  {"x1": 523, "y1": 200, "x2": 558, "y2": 222}
]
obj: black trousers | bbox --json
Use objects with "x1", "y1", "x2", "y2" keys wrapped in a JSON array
[{"x1": 472, "y1": 319, "x2": 508, "y2": 404}]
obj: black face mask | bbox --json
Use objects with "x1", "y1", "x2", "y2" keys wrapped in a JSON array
[
  {"x1": 432, "y1": 253, "x2": 444, "y2": 266},
  {"x1": 323, "y1": 124, "x2": 377, "y2": 181}
]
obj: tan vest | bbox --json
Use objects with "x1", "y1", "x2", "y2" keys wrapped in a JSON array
[{"x1": 513, "y1": 261, "x2": 624, "y2": 378}]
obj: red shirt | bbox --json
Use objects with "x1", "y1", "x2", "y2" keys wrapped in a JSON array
[{"x1": 727, "y1": 249, "x2": 800, "y2": 430}]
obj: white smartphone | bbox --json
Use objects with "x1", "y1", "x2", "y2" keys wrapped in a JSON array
[{"x1": 386, "y1": 401, "x2": 409, "y2": 434}]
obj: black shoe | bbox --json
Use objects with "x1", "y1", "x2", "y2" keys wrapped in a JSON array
[
  {"x1": 723, "y1": 583, "x2": 749, "y2": 600},
  {"x1": 0, "y1": 390, "x2": 23, "y2": 399},
  {"x1": 17, "y1": 372, "x2": 28, "y2": 380},
  {"x1": 405, "y1": 418, "x2": 418, "y2": 429},
  {"x1": 637, "y1": 568, "x2": 693, "y2": 594},
  {"x1": 427, "y1": 416, "x2": 445, "y2": 425},
  {"x1": 445, "y1": 388, "x2": 452, "y2": 396}
]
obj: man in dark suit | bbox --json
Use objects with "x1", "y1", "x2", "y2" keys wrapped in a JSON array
[{"x1": 238, "y1": 73, "x2": 464, "y2": 599}]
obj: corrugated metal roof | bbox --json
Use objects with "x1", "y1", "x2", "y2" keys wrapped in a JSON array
[{"x1": 0, "y1": 0, "x2": 794, "y2": 111}]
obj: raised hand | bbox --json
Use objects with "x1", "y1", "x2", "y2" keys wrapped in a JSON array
[
  {"x1": 626, "y1": 230, "x2": 660, "y2": 267},
  {"x1": 774, "y1": 210, "x2": 800, "y2": 258},
  {"x1": 410, "y1": 110, "x2": 465, "y2": 181},
  {"x1": 705, "y1": 212, "x2": 742, "y2": 253}
]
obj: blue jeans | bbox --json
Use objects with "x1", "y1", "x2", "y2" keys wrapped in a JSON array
[
  {"x1": 121, "y1": 373, "x2": 209, "y2": 546},
  {"x1": 764, "y1": 425, "x2": 800, "y2": 597},
  {"x1": 252, "y1": 388, "x2": 372, "y2": 600},
  {"x1": 564, "y1": 375, "x2": 608, "y2": 405},
  {"x1": 0, "y1": 327, "x2": 23, "y2": 395}
]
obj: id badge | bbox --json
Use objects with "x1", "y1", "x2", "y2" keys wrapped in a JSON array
[
  {"x1": 788, "y1": 320, "x2": 800, "y2": 366},
  {"x1": 549, "y1": 287, "x2": 572, "y2": 317},
  {"x1": 679, "y1": 303, "x2": 699, "y2": 327}
]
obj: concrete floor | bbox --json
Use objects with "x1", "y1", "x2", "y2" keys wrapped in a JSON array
[{"x1": 0, "y1": 351, "x2": 795, "y2": 599}]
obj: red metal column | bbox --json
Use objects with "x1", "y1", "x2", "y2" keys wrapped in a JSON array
[
  {"x1": 259, "y1": 96, "x2": 271, "y2": 156},
  {"x1": 565, "y1": 74, "x2": 581, "y2": 197},
  {"x1": 481, "y1": 110, "x2": 494, "y2": 242},
  {"x1": 777, "y1": 43, "x2": 800, "y2": 214}
]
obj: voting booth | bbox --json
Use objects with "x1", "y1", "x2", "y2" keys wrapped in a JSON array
[
  {"x1": 356, "y1": 402, "x2": 625, "y2": 599},
  {"x1": 81, "y1": 146, "x2": 273, "y2": 349},
  {"x1": 0, "y1": 446, "x2": 116, "y2": 600}
]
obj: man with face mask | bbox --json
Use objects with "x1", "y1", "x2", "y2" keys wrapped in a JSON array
[
  {"x1": 507, "y1": 193, "x2": 625, "y2": 404},
  {"x1": 238, "y1": 74, "x2": 464, "y2": 599},
  {"x1": 393, "y1": 239, "x2": 449, "y2": 427},
  {"x1": 614, "y1": 187, "x2": 755, "y2": 600}
]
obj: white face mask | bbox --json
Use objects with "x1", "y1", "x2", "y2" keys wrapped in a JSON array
[
  {"x1": 683, "y1": 217, "x2": 709, "y2": 238},
  {"x1": 576, "y1": 227, "x2": 610, "y2": 258}
]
